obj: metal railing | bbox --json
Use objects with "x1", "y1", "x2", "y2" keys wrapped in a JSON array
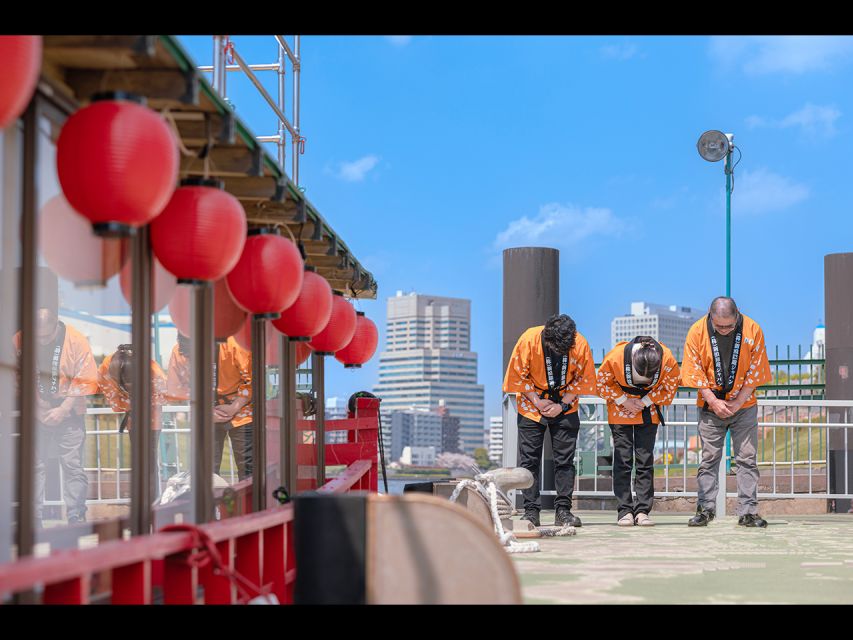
[
  {"x1": 198, "y1": 35, "x2": 303, "y2": 184},
  {"x1": 42, "y1": 406, "x2": 240, "y2": 510},
  {"x1": 502, "y1": 395, "x2": 853, "y2": 514}
]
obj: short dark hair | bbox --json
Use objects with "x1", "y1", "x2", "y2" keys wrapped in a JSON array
[
  {"x1": 633, "y1": 336, "x2": 662, "y2": 378},
  {"x1": 109, "y1": 344, "x2": 134, "y2": 394},
  {"x1": 709, "y1": 296, "x2": 738, "y2": 318},
  {"x1": 542, "y1": 314, "x2": 577, "y2": 354}
]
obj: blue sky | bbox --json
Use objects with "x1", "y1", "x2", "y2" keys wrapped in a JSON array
[{"x1": 178, "y1": 35, "x2": 853, "y2": 431}]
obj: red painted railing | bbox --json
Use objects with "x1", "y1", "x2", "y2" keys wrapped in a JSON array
[{"x1": 0, "y1": 396, "x2": 381, "y2": 604}]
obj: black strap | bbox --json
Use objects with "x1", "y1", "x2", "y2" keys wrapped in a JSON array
[
  {"x1": 619, "y1": 337, "x2": 665, "y2": 427},
  {"x1": 541, "y1": 335, "x2": 568, "y2": 402},
  {"x1": 37, "y1": 321, "x2": 67, "y2": 406},
  {"x1": 705, "y1": 314, "x2": 744, "y2": 410}
]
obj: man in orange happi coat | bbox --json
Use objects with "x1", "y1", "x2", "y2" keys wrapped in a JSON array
[
  {"x1": 596, "y1": 336, "x2": 680, "y2": 527},
  {"x1": 681, "y1": 297, "x2": 772, "y2": 528},
  {"x1": 503, "y1": 314, "x2": 596, "y2": 528},
  {"x1": 167, "y1": 333, "x2": 254, "y2": 480}
]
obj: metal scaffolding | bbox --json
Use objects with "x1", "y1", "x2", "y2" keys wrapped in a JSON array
[{"x1": 200, "y1": 35, "x2": 303, "y2": 185}]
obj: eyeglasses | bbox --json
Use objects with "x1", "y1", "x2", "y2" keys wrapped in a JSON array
[{"x1": 711, "y1": 314, "x2": 739, "y2": 332}]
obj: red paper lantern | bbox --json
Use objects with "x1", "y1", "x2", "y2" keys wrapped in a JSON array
[
  {"x1": 296, "y1": 342, "x2": 313, "y2": 366},
  {"x1": 120, "y1": 255, "x2": 177, "y2": 314},
  {"x1": 151, "y1": 178, "x2": 247, "y2": 284},
  {"x1": 335, "y1": 312, "x2": 378, "y2": 369},
  {"x1": 0, "y1": 36, "x2": 41, "y2": 128},
  {"x1": 271, "y1": 268, "x2": 333, "y2": 341},
  {"x1": 233, "y1": 316, "x2": 277, "y2": 362},
  {"x1": 309, "y1": 292, "x2": 357, "y2": 356},
  {"x1": 225, "y1": 228, "x2": 303, "y2": 319},
  {"x1": 56, "y1": 92, "x2": 178, "y2": 236},
  {"x1": 39, "y1": 193, "x2": 125, "y2": 287},
  {"x1": 168, "y1": 279, "x2": 247, "y2": 341}
]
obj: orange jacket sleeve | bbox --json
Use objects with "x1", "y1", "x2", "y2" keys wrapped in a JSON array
[
  {"x1": 97, "y1": 357, "x2": 129, "y2": 413},
  {"x1": 65, "y1": 331, "x2": 99, "y2": 397},
  {"x1": 744, "y1": 323, "x2": 772, "y2": 388},
  {"x1": 595, "y1": 353, "x2": 624, "y2": 402},
  {"x1": 681, "y1": 324, "x2": 711, "y2": 390},
  {"x1": 566, "y1": 337, "x2": 596, "y2": 396},
  {"x1": 648, "y1": 350, "x2": 681, "y2": 406},
  {"x1": 502, "y1": 331, "x2": 534, "y2": 394}
]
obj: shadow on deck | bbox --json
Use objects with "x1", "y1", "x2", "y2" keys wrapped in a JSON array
[{"x1": 511, "y1": 511, "x2": 853, "y2": 604}]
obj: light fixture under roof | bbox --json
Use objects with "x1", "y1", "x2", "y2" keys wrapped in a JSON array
[{"x1": 696, "y1": 130, "x2": 731, "y2": 162}]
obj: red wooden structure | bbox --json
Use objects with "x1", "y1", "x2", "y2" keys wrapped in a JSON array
[{"x1": 0, "y1": 398, "x2": 381, "y2": 604}]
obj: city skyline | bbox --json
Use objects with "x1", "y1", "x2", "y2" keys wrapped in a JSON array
[{"x1": 175, "y1": 35, "x2": 848, "y2": 423}]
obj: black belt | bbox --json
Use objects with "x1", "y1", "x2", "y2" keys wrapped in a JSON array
[{"x1": 618, "y1": 384, "x2": 665, "y2": 427}]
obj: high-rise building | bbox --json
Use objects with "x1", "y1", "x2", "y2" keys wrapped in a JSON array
[
  {"x1": 373, "y1": 292, "x2": 485, "y2": 454},
  {"x1": 390, "y1": 407, "x2": 458, "y2": 462},
  {"x1": 488, "y1": 416, "x2": 503, "y2": 465},
  {"x1": 325, "y1": 396, "x2": 349, "y2": 445},
  {"x1": 611, "y1": 302, "x2": 705, "y2": 355}
]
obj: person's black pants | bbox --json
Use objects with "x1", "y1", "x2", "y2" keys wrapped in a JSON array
[
  {"x1": 517, "y1": 412, "x2": 580, "y2": 513},
  {"x1": 610, "y1": 423, "x2": 658, "y2": 519},
  {"x1": 214, "y1": 421, "x2": 254, "y2": 481}
]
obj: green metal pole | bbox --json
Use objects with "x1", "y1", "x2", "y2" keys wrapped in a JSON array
[
  {"x1": 725, "y1": 150, "x2": 733, "y2": 475},
  {"x1": 725, "y1": 151, "x2": 732, "y2": 297}
]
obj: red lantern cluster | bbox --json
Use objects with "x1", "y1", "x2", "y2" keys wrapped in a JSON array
[
  {"x1": 272, "y1": 268, "x2": 333, "y2": 341},
  {"x1": 0, "y1": 36, "x2": 42, "y2": 129},
  {"x1": 296, "y1": 342, "x2": 313, "y2": 366},
  {"x1": 168, "y1": 278, "x2": 247, "y2": 341},
  {"x1": 335, "y1": 312, "x2": 378, "y2": 369},
  {"x1": 226, "y1": 228, "x2": 303, "y2": 319},
  {"x1": 151, "y1": 178, "x2": 247, "y2": 284},
  {"x1": 309, "y1": 292, "x2": 357, "y2": 356},
  {"x1": 120, "y1": 255, "x2": 177, "y2": 314},
  {"x1": 57, "y1": 92, "x2": 178, "y2": 236},
  {"x1": 39, "y1": 194, "x2": 125, "y2": 287}
]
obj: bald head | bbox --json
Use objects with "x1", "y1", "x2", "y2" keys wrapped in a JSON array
[{"x1": 709, "y1": 296, "x2": 738, "y2": 319}]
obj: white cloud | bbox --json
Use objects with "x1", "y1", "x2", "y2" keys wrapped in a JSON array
[
  {"x1": 387, "y1": 36, "x2": 412, "y2": 46},
  {"x1": 493, "y1": 203, "x2": 630, "y2": 252},
  {"x1": 710, "y1": 36, "x2": 853, "y2": 75},
  {"x1": 729, "y1": 168, "x2": 809, "y2": 215},
  {"x1": 600, "y1": 42, "x2": 638, "y2": 61},
  {"x1": 746, "y1": 103, "x2": 841, "y2": 138},
  {"x1": 337, "y1": 155, "x2": 380, "y2": 182}
]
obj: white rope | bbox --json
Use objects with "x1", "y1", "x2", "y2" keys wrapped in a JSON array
[{"x1": 449, "y1": 476, "x2": 540, "y2": 554}]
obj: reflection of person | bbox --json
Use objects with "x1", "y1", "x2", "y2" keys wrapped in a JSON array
[
  {"x1": 13, "y1": 268, "x2": 98, "y2": 525},
  {"x1": 502, "y1": 314, "x2": 596, "y2": 528},
  {"x1": 167, "y1": 334, "x2": 253, "y2": 480},
  {"x1": 97, "y1": 344, "x2": 167, "y2": 499},
  {"x1": 596, "y1": 337, "x2": 680, "y2": 527},
  {"x1": 681, "y1": 297, "x2": 772, "y2": 528}
]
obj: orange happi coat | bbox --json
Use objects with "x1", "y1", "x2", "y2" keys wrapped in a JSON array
[
  {"x1": 166, "y1": 337, "x2": 253, "y2": 428},
  {"x1": 596, "y1": 340, "x2": 681, "y2": 425},
  {"x1": 503, "y1": 326, "x2": 596, "y2": 424},
  {"x1": 680, "y1": 314, "x2": 772, "y2": 409},
  {"x1": 97, "y1": 355, "x2": 167, "y2": 431}
]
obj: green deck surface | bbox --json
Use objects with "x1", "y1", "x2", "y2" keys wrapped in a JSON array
[{"x1": 511, "y1": 511, "x2": 853, "y2": 604}]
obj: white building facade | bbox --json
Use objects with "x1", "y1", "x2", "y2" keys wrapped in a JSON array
[
  {"x1": 373, "y1": 292, "x2": 485, "y2": 454},
  {"x1": 611, "y1": 301, "x2": 705, "y2": 356}
]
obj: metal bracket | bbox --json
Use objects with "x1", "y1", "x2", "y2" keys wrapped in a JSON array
[
  {"x1": 133, "y1": 36, "x2": 157, "y2": 57},
  {"x1": 294, "y1": 198, "x2": 307, "y2": 224},
  {"x1": 272, "y1": 177, "x2": 287, "y2": 203},
  {"x1": 250, "y1": 145, "x2": 264, "y2": 177},
  {"x1": 219, "y1": 112, "x2": 235, "y2": 145}
]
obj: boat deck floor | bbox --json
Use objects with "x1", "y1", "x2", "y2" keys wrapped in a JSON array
[{"x1": 510, "y1": 511, "x2": 853, "y2": 604}]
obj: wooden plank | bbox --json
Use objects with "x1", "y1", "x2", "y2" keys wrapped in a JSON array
[
  {"x1": 261, "y1": 524, "x2": 286, "y2": 604},
  {"x1": 325, "y1": 443, "x2": 378, "y2": 468},
  {"x1": 173, "y1": 112, "x2": 235, "y2": 145},
  {"x1": 180, "y1": 146, "x2": 260, "y2": 178},
  {"x1": 65, "y1": 69, "x2": 198, "y2": 106},
  {"x1": 235, "y1": 532, "x2": 262, "y2": 590},
  {"x1": 43, "y1": 575, "x2": 91, "y2": 605},
  {"x1": 317, "y1": 460, "x2": 374, "y2": 493},
  {"x1": 112, "y1": 561, "x2": 151, "y2": 605},
  {"x1": 200, "y1": 539, "x2": 234, "y2": 604}
]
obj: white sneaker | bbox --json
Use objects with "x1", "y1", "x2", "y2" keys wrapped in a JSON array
[
  {"x1": 635, "y1": 513, "x2": 655, "y2": 526},
  {"x1": 617, "y1": 513, "x2": 635, "y2": 527}
]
